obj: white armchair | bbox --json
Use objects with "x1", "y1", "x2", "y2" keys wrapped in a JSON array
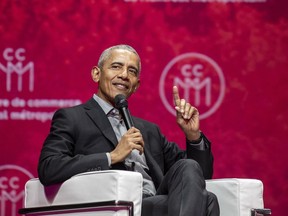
[
  {"x1": 19, "y1": 170, "x2": 271, "y2": 216},
  {"x1": 206, "y1": 178, "x2": 271, "y2": 216}
]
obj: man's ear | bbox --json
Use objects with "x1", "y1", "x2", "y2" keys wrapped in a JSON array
[{"x1": 91, "y1": 66, "x2": 100, "y2": 83}]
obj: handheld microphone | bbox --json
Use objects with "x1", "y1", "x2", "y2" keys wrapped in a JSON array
[{"x1": 114, "y1": 94, "x2": 134, "y2": 130}]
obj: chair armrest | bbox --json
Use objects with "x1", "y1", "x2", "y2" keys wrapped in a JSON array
[
  {"x1": 24, "y1": 170, "x2": 143, "y2": 216},
  {"x1": 206, "y1": 178, "x2": 264, "y2": 216},
  {"x1": 251, "y1": 208, "x2": 272, "y2": 216},
  {"x1": 19, "y1": 200, "x2": 134, "y2": 216}
]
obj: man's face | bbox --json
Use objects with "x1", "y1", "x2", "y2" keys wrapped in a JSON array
[{"x1": 93, "y1": 49, "x2": 140, "y2": 105}]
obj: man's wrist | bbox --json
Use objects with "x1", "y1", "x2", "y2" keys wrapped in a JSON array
[{"x1": 187, "y1": 131, "x2": 202, "y2": 143}]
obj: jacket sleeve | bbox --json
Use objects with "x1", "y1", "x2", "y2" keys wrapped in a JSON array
[
  {"x1": 158, "y1": 127, "x2": 214, "y2": 180},
  {"x1": 143, "y1": 121, "x2": 214, "y2": 180},
  {"x1": 38, "y1": 108, "x2": 110, "y2": 186},
  {"x1": 186, "y1": 133, "x2": 214, "y2": 179}
]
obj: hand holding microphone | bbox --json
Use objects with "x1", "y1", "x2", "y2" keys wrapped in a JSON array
[{"x1": 110, "y1": 94, "x2": 144, "y2": 164}]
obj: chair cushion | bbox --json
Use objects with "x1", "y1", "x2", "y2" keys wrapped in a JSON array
[
  {"x1": 206, "y1": 178, "x2": 264, "y2": 216},
  {"x1": 24, "y1": 170, "x2": 143, "y2": 216}
]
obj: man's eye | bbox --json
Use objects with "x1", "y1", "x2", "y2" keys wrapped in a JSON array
[
  {"x1": 129, "y1": 69, "x2": 138, "y2": 76},
  {"x1": 111, "y1": 65, "x2": 121, "y2": 69}
]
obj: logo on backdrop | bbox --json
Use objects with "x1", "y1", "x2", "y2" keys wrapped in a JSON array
[
  {"x1": 0, "y1": 48, "x2": 34, "y2": 92},
  {"x1": 159, "y1": 53, "x2": 225, "y2": 119},
  {"x1": 0, "y1": 47, "x2": 82, "y2": 122},
  {"x1": 0, "y1": 164, "x2": 34, "y2": 216}
]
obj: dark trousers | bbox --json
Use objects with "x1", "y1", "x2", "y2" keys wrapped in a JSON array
[{"x1": 141, "y1": 159, "x2": 220, "y2": 216}]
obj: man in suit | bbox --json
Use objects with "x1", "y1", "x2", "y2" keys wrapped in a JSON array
[{"x1": 38, "y1": 44, "x2": 219, "y2": 216}]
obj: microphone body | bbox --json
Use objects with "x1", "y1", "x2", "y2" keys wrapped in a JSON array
[
  {"x1": 119, "y1": 106, "x2": 134, "y2": 130},
  {"x1": 114, "y1": 94, "x2": 134, "y2": 130}
]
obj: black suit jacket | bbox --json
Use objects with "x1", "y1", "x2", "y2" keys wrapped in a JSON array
[{"x1": 38, "y1": 98, "x2": 214, "y2": 187}]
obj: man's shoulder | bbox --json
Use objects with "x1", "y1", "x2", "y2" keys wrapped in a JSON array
[
  {"x1": 52, "y1": 100, "x2": 92, "y2": 119},
  {"x1": 56, "y1": 98, "x2": 95, "y2": 112}
]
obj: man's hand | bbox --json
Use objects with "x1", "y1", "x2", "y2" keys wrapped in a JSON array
[
  {"x1": 173, "y1": 86, "x2": 201, "y2": 141},
  {"x1": 110, "y1": 127, "x2": 144, "y2": 164}
]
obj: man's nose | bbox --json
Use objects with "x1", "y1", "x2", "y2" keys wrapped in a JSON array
[{"x1": 118, "y1": 68, "x2": 129, "y2": 79}]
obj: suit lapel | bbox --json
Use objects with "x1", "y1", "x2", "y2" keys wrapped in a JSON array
[{"x1": 83, "y1": 98, "x2": 118, "y2": 147}]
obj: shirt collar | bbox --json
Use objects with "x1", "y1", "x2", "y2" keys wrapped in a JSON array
[{"x1": 93, "y1": 94, "x2": 114, "y2": 115}]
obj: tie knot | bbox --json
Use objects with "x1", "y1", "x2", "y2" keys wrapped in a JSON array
[{"x1": 108, "y1": 108, "x2": 122, "y2": 121}]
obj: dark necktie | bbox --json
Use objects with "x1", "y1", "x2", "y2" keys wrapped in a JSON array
[{"x1": 107, "y1": 108, "x2": 126, "y2": 141}]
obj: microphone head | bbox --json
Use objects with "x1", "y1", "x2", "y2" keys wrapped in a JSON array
[{"x1": 114, "y1": 94, "x2": 128, "y2": 109}]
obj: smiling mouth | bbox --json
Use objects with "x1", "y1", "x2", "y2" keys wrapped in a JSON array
[{"x1": 113, "y1": 82, "x2": 129, "y2": 90}]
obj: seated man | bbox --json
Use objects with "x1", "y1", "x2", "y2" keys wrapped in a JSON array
[{"x1": 38, "y1": 44, "x2": 219, "y2": 216}]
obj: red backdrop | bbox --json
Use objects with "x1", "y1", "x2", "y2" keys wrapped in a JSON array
[{"x1": 1, "y1": 0, "x2": 288, "y2": 215}]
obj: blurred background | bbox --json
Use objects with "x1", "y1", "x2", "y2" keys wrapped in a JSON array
[{"x1": 0, "y1": 0, "x2": 287, "y2": 215}]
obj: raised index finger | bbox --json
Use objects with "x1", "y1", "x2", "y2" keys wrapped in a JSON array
[{"x1": 173, "y1": 85, "x2": 181, "y2": 106}]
